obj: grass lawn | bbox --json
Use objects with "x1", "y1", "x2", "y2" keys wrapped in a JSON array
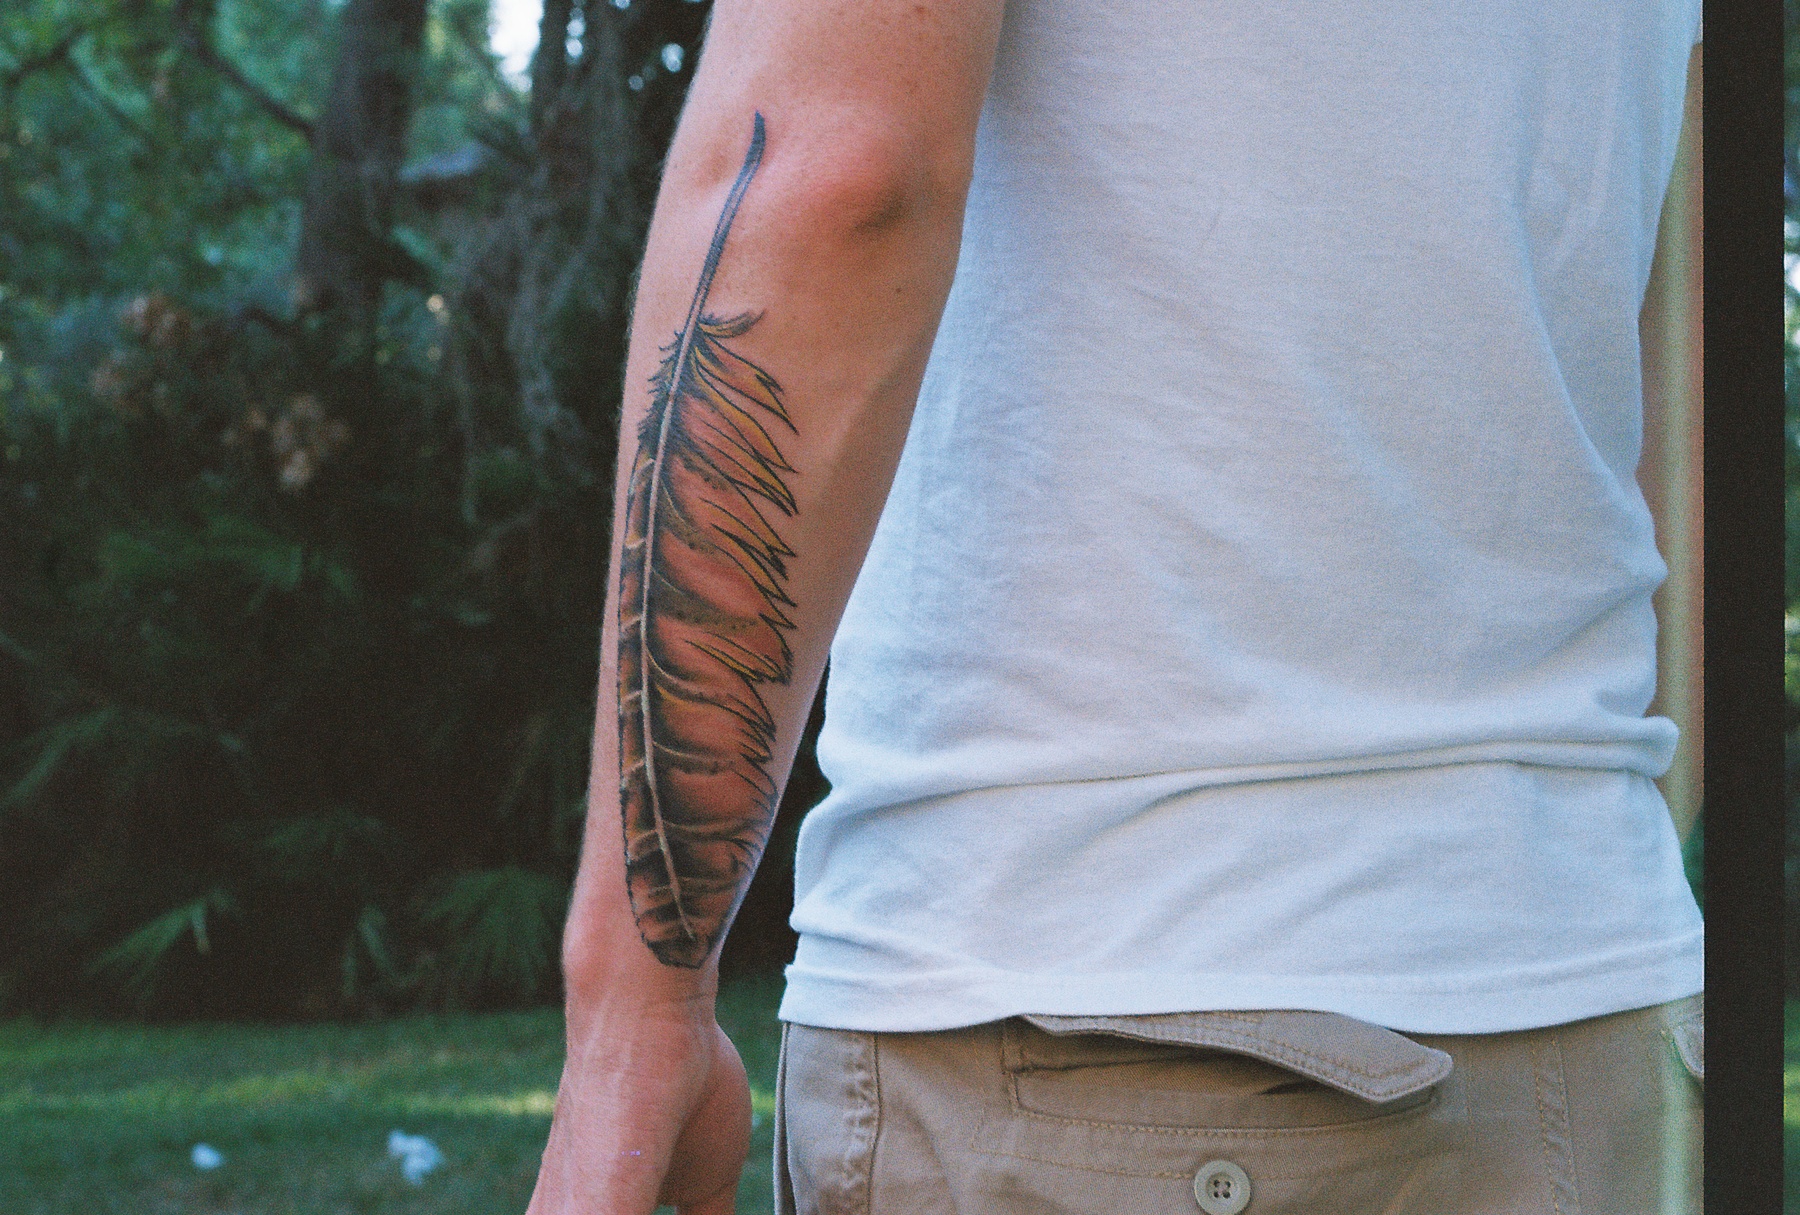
[{"x1": 0, "y1": 972, "x2": 786, "y2": 1215}]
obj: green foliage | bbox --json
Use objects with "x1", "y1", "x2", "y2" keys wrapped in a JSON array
[
  {"x1": 1, "y1": 2, "x2": 312, "y2": 310},
  {"x1": 0, "y1": 0, "x2": 767, "y2": 1017},
  {"x1": 2, "y1": 705, "x2": 122, "y2": 810},
  {"x1": 88, "y1": 889, "x2": 239, "y2": 997},
  {"x1": 417, "y1": 868, "x2": 568, "y2": 1004}
]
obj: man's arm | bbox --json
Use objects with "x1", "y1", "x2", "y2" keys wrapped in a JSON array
[
  {"x1": 1639, "y1": 42, "x2": 1702, "y2": 842},
  {"x1": 527, "y1": 2, "x2": 1002, "y2": 1211}
]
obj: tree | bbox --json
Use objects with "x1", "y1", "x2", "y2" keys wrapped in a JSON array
[
  {"x1": 0, "y1": 0, "x2": 811, "y2": 1017},
  {"x1": 294, "y1": 0, "x2": 430, "y2": 323}
]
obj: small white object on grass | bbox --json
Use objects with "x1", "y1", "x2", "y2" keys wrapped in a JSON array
[
  {"x1": 190, "y1": 1143, "x2": 224, "y2": 1170},
  {"x1": 387, "y1": 1130, "x2": 444, "y2": 1185}
]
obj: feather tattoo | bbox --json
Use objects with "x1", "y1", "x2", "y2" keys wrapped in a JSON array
[{"x1": 618, "y1": 113, "x2": 798, "y2": 968}]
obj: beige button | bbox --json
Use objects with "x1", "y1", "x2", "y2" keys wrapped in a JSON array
[{"x1": 1194, "y1": 1159, "x2": 1252, "y2": 1215}]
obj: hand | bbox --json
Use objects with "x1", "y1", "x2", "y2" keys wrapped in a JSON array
[{"x1": 526, "y1": 1007, "x2": 753, "y2": 1215}]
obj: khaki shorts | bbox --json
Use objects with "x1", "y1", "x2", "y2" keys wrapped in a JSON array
[{"x1": 774, "y1": 996, "x2": 1702, "y2": 1215}]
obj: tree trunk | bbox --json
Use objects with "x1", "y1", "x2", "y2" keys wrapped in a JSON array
[
  {"x1": 531, "y1": 0, "x2": 577, "y2": 137},
  {"x1": 294, "y1": 0, "x2": 428, "y2": 323}
]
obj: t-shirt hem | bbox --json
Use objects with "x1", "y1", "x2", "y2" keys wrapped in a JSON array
[
  {"x1": 817, "y1": 739, "x2": 1679, "y2": 818},
  {"x1": 776, "y1": 929, "x2": 1703, "y2": 1036}
]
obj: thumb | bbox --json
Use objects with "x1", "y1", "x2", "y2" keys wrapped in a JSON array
[
  {"x1": 677, "y1": 1180, "x2": 740, "y2": 1215},
  {"x1": 661, "y1": 1023, "x2": 752, "y2": 1213}
]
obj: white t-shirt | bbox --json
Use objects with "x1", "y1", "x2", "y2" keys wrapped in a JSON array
[{"x1": 779, "y1": 0, "x2": 1705, "y2": 1034}]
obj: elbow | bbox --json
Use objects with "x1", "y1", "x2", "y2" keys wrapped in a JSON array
[
  {"x1": 687, "y1": 114, "x2": 972, "y2": 246},
  {"x1": 770, "y1": 137, "x2": 948, "y2": 240}
]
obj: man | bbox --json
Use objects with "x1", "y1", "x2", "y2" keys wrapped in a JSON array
[{"x1": 526, "y1": 0, "x2": 1705, "y2": 1210}]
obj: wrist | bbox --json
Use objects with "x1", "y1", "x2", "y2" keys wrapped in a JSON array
[{"x1": 561, "y1": 913, "x2": 720, "y2": 1024}]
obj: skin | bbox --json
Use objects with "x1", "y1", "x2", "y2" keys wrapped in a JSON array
[
  {"x1": 524, "y1": 0, "x2": 1003, "y2": 1211},
  {"x1": 1637, "y1": 43, "x2": 1703, "y2": 842},
  {"x1": 528, "y1": 24, "x2": 1703, "y2": 1215}
]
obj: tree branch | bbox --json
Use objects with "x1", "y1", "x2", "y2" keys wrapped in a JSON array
[
  {"x1": 530, "y1": 0, "x2": 575, "y2": 138},
  {"x1": 223, "y1": 302, "x2": 297, "y2": 337},
  {"x1": 173, "y1": 0, "x2": 314, "y2": 141},
  {"x1": 66, "y1": 54, "x2": 154, "y2": 147},
  {"x1": 1, "y1": 29, "x2": 81, "y2": 90},
  {"x1": 0, "y1": 30, "x2": 153, "y2": 148},
  {"x1": 445, "y1": 13, "x2": 517, "y2": 99}
]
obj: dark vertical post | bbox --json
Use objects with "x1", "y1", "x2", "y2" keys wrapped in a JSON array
[{"x1": 1701, "y1": 0, "x2": 1785, "y2": 1210}]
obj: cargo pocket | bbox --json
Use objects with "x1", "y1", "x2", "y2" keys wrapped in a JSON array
[{"x1": 970, "y1": 1010, "x2": 1463, "y2": 1215}]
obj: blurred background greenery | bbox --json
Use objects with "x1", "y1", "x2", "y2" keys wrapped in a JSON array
[{"x1": 0, "y1": 0, "x2": 825, "y2": 1023}]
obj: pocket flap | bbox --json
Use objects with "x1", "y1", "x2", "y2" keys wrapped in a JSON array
[
  {"x1": 1668, "y1": 1012, "x2": 1702, "y2": 1082},
  {"x1": 1018, "y1": 1010, "x2": 1452, "y2": 1104}
]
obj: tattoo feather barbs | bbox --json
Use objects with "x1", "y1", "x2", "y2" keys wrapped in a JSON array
[{"x1": 617, "y1": 113, "x2": 799, "y2": 968}]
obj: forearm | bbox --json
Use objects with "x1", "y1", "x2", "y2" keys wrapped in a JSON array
[
  {"x1": 528, "y1": 8, "x2": 1000, "y2": 1201},
  {"x1": 563, "y1": 21, "x2": 994, "y2": 1005}
]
